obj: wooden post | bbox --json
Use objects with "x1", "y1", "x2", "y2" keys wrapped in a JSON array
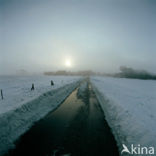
[
  {"x1": 51, "y1": 80, "x2": 54, "y2": 86},
  {"x1": 1, "y1": 89, "x2": 3, "y2": 100},
  {"x1": 31, "y1": 84, "x2": 35, "y2": 91}
]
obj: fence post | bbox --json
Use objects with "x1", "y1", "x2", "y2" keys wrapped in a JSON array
[
  {"x1": 31, "y1": 84, "x2": 35, "y2": 91},
  {"x1": 51, "y1": 80, "x2": 54, "y2": 86},
  {"x1": 1, "y1": 89, "x2": 3, "y2": 100}
]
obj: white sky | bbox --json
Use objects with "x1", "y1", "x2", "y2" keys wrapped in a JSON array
[{"x1": 0, "y1": 0, "x2": 156, "y2": 74}]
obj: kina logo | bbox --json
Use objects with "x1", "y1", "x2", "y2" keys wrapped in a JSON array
[{"x1": 121, "y1": 144, "x2": 154, "y2": 155}]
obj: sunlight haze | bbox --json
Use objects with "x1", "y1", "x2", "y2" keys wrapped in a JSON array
[{"x1": 0, "y1": 0, "x2": 156, "y2": 75}]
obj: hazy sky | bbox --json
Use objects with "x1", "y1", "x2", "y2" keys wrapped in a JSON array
[{"x1": 0, "y1": 0, "x2": 156, "y2": 75}]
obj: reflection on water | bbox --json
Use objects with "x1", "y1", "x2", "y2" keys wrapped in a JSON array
[{"x1": 45, "y1": 88, "x2": 85, "y2": 127}]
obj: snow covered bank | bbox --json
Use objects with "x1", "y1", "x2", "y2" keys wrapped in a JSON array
[
  {"x1": 0, "y1": 75, "x2": 81, "y2": 114},
  {"x1": 0, "y1": 76, "x2": 81, "y2": 155},
  {"x1": 91, "y1": 77, "x2": 156, "y2": 155}
]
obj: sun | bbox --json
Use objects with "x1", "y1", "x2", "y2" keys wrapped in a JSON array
[{"x1": 65, "y1": 59, "x2": 71, "y2": 67}]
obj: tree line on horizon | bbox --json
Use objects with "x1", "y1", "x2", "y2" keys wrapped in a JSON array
[
  {"x1": 44, "y1": 67, "x2": 156, "y2": 80},
  {"x1": 113, "y1": 66, "x2": 156, "y2": 80},
  {"x1": 44, "y1": 70, "x2": 96, "y2": 76}
]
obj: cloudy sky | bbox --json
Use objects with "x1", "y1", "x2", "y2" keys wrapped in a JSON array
[{"x1": 0, "y1": 0, "x2": 156, "y2": 75}]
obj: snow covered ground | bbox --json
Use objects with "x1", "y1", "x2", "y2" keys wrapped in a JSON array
[
  {"x1": 91, "y1": 76, "x2": 156, "y2": 156},
  {"x1": 0, "y1": 75, "x2": 80, "y2": 114},
  {"x1": 0, "y1": 75, "x2": 81, "y2": 155}
]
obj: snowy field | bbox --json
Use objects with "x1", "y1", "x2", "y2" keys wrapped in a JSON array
[
  {"x1": 0, "y1": 75, "x2": 81, "y2": 155},
  {"x1": 0, "y1": 75, "x2": 80, "y2": 114},
  {"x1": 91, "y1": 77, "x2": 156, "y2": 155}
]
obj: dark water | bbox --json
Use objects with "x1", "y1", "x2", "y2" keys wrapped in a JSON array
[{"x1": 7, "y1": 82, "x2": 119, "y2": 156}]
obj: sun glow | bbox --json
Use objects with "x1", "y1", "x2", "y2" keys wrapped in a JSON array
[{"x1": 65, "y1": 59, "x2": 71, "y2": 67}]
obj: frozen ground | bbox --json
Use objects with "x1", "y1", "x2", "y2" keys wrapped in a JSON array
[
  {"x1": 0, "y1": 75, "x2": 81, "y2": 155},
  {"x1": 91, "y1": 76, "x2": 156, "y2": 155},
  {"x1": 0, "y1": 75, "x2": 80, "y2": 114}
]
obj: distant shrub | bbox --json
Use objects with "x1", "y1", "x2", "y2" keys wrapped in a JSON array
[{"x1": 114, "y1": 66, "x2": 156, "y2": 80}]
